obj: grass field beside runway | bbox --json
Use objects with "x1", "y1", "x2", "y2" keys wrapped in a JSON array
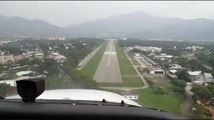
[
  {"x1": 115, "y1": 44, "x2": 137, "y2": 75},
  {"x1": 98, "y1": 42, "x2": 143, "y2": 87},
  {"x1": 138, "y1": 88, "x2": 182, "y2": 114},
  {"x1": 81, "y1": 42, "x2": 107, "y2": 78}
]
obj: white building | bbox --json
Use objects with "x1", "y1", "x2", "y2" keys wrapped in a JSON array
[
  {"x1": 49, "y1": 53, "x2": 67, "y2": 63},
  {"x1": 169, "y1": 69, "x2": 177, "y2": 75},
  {"x1": 34, "y1": 52, "x2": 44, "y2": 59},
  {"x1": 134, "y1": 46, "x2": 162, "y2": 53},
  {"x1": 120, "y1": 38, "x2": 127, "y2": 40},
  {"x1": 48, "y1": 36, "x2": 66, "y2": 41},
  {"x1": 204, "y1": 73, "x2": 214, "y2": 83},
  {"x1": 22, "y1": 51, "x2": 34, "y2": 58},
  {"x1": 169, "y1": 64, "x2": 182, "y2": 70},
  {"x1": 148, "y1": 67, "x2": 165, "y2": 74},
  {"x1": 16, "y1": 70, "x2": 35, "y2": 77},
  {"x1": 154, "y1": 53, "x2": 173, "y2": 61},
  {"x1": 134, "y1": 53, "x2": 142, "y2": 58},
  {"x1": 0, "y1": 80, "x2": 16, "y2": 87},
  {"x1": 188, "y1": 71, "x2": 202, "y2": 81},
  {"x1": 185, "y1": 46, "x2": 204, "y2": 52}
]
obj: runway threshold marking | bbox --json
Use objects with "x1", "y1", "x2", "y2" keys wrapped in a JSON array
[{"x1": 103, "y1": 41, "x2": 116, "y2": 67}]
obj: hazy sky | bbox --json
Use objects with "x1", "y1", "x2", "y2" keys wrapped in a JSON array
[{"x1": 1, "y1": 1, "x2": 214, "y2": 27}]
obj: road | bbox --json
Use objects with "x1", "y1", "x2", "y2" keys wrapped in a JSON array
[
  {"x1": 180, "y1": 82, "x2": 193, "y2": 117},
  {"x1": 77, "y1": 46, "x2": 101, "y2": 70},
  {"x1": 93, "y1": 40, "x2": 122, "y2": 83},
  {"x1": 140, "y1": 53, "x2": 158, "y2": 66}
]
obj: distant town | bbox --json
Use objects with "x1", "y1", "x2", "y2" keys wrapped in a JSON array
[{"x1": 1, "y1": 37, "x2": 214, "y2": 119}]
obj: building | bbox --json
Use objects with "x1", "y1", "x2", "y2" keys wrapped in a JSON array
[
  {"x1": 14, "y1": 55, "x2": 24, "y2": 62},
  {"x1": 148, "y1": 67, "x2": 165, "y2": 74},
  {"x1": 48, "y1": 36, "x2": 66, "y2": 41},
  {"x1": 192, "y1": 75, "x2": 205, "y2": 85},
  {"x1": 154, "y1": 53, "x2": 173, "y2": 61},
  {"x1": 169, "y1": 64, "x2": 182, "y2": 70},
  {"x1": 185, "y1": 46, "x2": 204, "y2": 52},
  {"x1": 134, "y1": 53, "x2": 142, "y2": 58},
  {"x1": 121, "y1": 90, "x2": 138, "y2": 100},
  {"x1": 204, "y1": 73, "x2": 214, "y2": 83},
  {"x1": 134, "y1": 46, "x2": 162, "y2": 53},
  {"x1": 16, "y1": 70, "x2": 35, "y2": 77},
  {"x1": 0, "y1": 80, "x2": 16, "y2": 87},
  {"x1": 34, "y1": 52, "x2": 44, "y2": 59},
  {"x1": 0, "y1": 54, "x2": 14, "y2": 64},
  {"x1": 49, "y1": 53, "x2": 67, "y2": 63},
  {"x1": 120, "y1": 38, "x2": 127, "y2": 40},
  {"x1": 169, "y1": 69, "x2": 177, "y2": 75},
  {"x1": 188, "y1": 71, "x2": 202, "y2": 81},
  {"x1": 22, "y1": 51, "x2": 34, "y2": 58}
]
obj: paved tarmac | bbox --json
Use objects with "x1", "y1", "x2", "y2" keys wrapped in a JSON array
[{"x1": 93, "y1": 40, "x2": 122, "y2": 83}]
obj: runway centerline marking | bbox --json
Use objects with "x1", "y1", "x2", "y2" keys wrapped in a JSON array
[
  {"x1": 107, "y1": 41, "x2": 112, "y2": 67},
  {"x1": 93, "y1": 40, "x2": 122, "y2": 83}
]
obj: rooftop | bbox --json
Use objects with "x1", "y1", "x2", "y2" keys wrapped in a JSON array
[
  {"x1": 188, "y1": 71, "x2": 202, "y2": 76},
  {"x1": 16, "y1": 70, "x2": 34, "y2": 77}
]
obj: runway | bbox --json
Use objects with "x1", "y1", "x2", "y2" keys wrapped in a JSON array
[{"x1": 93, "y1": 40, "x2": 122, "y2": 83}]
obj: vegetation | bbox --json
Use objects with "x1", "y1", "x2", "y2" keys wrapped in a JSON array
[
  {"x1": 191, "y1": 84, "x2": 214, "y2": 101},
  {"x1": 190, "y1": 104, "x2": 212, "y2": 119},
  {"x1": 113, "y1": 42, "x2": 143, "y2": 87},
  {"x1": 118, "y1": 39, "x2": 198, "y2": 48},
  {"x1": 116, "y1": 44, "x2": 137, "y2": 75},
  {"x1": 62, "y1": 61, "x2": 98, "y2": 89},
  {"x1": 0, "y1": 42, "x2": 23, "y2": 55},
  {"x1": 162, "y1": 48, "x2": 182, "y2": 56},
  {"x1": 166, "y1": 74, "x2": 186, "y2": 95},
  {"x1": 176, "y1": 69, "x2": 191, "y2": 82},
  {"x1": 3, "y1": 38, "x2": 104, "y2": 90},
  {"x1": 81, "y1": 42, "x2": 107, "y2": 78},
  {"x1": 138, "y1": 88, "x2": 182, "y2": 114},
  {"x1": 145, "y1": 74, "x2": 185, "y2": 96},
  {"x1": 131, "y1": 59, "x2": 141, "y2": 65},
  {"x1": 43, "y1": 59, "x2": 72, "y2": 89},
  {"x1": 0, "y1": 83, "x2": 13, "y2": 97}
]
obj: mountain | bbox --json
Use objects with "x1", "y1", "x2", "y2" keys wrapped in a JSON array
[
  {"x1": 1, "y1": 12, "x2": 214, "y2": 40},
  {"x1": 66, "y1": 11, "x2": 214, "y2": 40},
  {"x1": 129, "y1": 18, "x2": 214, "y2": 40},
  {"x1": 66, "y1": 11, "x2": 184, "y2": 37},
  {"x1": 0, "y1": 15, "x2": 63, "y2": 37}
]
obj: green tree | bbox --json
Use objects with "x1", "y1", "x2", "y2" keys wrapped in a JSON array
[
  {"x1": 0, "y1": 83, "x2": 12, "y2": 97},
  {"x1": 192, "y1": 84, "x2": 211, "y2": 100},
  {"x1": 188, "y1": 59, "x2": 202, "y2": 71},
  {"x1": 176, "y1": 69, "x2": 191, "y2": 82}
]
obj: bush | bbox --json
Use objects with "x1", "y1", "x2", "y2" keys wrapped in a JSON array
[
  {"x1": 153, "y1": 85, "x2": 165, "y2": 94},
  {"x1": 144, "y1": 76, "x2": 154, "y2": 87},
  {"x1": 175, "y1": 69, "x2": 191, "y2": 82},
  {"x1": 172, "y1": 86, "x2": 185, "y2": 94},
  {"x1": 191, "y1": 84, "x2": 211, "y2": 100},
  {"x1": 0, "y1": 83, "x2": 12, "y2": 97}
]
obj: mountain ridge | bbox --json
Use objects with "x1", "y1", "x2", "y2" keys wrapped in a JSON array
[{"x1": 0, "y1": 12, "x2": 214, "y2": 40}]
